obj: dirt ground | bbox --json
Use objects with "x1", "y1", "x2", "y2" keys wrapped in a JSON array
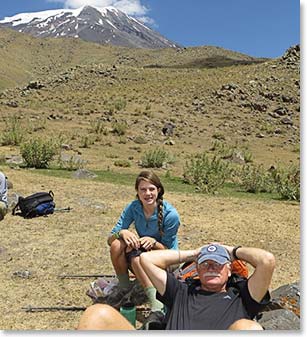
[{"x1": 0, "y1": 167, "x2": 300, "y2": 330}]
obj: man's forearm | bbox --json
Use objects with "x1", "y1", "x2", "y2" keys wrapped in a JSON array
[
  {"x1": 140, "y1": 248, "x2": 200, "y2": 295},
  {"x1": 222, "y1": 244, "x2": 274, "y2": 269},
  {"x1": 141, "y1": 248, "x2": 199, "y2": 270}
]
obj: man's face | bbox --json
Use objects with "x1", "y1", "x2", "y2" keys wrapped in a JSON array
[{"x1": 196, "y1": 260, "x2": 231, "y2": 292}]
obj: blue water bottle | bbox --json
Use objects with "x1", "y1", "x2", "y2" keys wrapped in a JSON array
[{"x1": 120, "y1": 302, "x2": 136, "y2": 327}]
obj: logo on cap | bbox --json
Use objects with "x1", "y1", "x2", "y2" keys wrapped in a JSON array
[{"x1": 207, "y1": 245, "x2": 217, "y2": 252}]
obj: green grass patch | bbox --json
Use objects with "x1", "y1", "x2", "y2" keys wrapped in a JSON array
[{"x1": 30, "y1": 168, "x2": 287, "y2": 202}]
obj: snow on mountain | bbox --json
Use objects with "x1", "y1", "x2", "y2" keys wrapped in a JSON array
[{"x1": 0, "y1": 6, "x2": 180, "y2": 49}]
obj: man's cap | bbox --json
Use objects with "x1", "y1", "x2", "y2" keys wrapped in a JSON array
[{"x1": 197, "y1": 244, "x2": 231, "y2": 265}]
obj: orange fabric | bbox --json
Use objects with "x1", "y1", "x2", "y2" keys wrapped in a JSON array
[{"x1": 230, "y1": 260, "x2": 249, "y2": 278}]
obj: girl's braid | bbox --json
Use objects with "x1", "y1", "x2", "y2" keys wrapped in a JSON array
[{"x1": 157, "y1": 197, "x2": 164, "y2": 236}]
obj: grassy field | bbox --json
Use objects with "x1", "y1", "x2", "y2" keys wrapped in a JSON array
[{"x1": 0, "y1": 29, "x2": 300, "y2": 330}]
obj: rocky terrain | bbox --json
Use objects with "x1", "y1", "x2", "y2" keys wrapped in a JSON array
[{"x1": 0, "y1": 29, "x2": 300, "y2": 330}]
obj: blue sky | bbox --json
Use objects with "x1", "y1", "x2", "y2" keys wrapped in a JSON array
[{"x1": 0, "y1": 0, "x2": 300, "y2": 58}]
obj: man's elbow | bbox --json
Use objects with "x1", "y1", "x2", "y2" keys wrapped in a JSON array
[{"x1": 262, "y1": 251, "x2": 276, "y2": 273}]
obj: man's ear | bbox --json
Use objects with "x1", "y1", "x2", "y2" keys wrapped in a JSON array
[{"x1": 227, "y1": 264, "x2": 232, "y2": 277}]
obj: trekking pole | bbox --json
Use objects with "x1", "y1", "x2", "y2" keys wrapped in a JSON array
[
  {"x1": 22, "y1": 305, "x2": 86, "y2": 312},
  {"x1": 54, "y1": 207, "x2": 72, "y2": 212},
  {"x1": 58, "y1": 274, "x2": 117, "y2": 279},
  {"x1": 58, "y1": 273, "x2": 135, "y2": 279},
  {"x1": 22, "y1": 305, "x2": 150, "y2": 313}
]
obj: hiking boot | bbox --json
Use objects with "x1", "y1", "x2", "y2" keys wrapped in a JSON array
[
  {"x1": 105, "y1": 284, "x2": 133, "y2": 309},
  {"x1": 128, "y1": 282, "x2": 148, "y2": 306},
  {"x1": 140, "y1": 310, "x2": 166, "y2": 330}
]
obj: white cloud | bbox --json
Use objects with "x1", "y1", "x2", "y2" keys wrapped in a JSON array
[{"x1": 47, "y1": 0, "x2": 150, "y2": 17}]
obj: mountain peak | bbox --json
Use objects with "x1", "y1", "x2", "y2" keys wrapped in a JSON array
[{"x1": 0, "y1": 6, "x2": 180, "y2": 49}]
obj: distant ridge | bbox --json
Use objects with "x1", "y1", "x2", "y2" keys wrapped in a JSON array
[{"x1": 0, "y1": 5, "x2": 180, "y2": 49}]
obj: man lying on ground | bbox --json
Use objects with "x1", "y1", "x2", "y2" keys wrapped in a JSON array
[{"x1": 77, "y1": 243, "x2": 275, "y2": 330}]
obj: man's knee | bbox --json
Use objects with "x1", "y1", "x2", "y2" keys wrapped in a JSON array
[
  {"x1": 77, "y1": 304, "x2": 116, "y2": 330},
  {"x1": 78, "y1": 303, "x2": 135, "y2": 330},
  {"x1": 228, "y1": 318, "x2": 263, "y2": 330}
]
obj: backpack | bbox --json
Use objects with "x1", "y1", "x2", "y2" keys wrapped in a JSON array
[{"x1": 12, "y1": 191, "x2": 55, "y2": 218}]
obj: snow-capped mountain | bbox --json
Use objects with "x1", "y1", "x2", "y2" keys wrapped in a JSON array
[{"x1": 0, "y1": 6, "x2": 180, "y2": 49}]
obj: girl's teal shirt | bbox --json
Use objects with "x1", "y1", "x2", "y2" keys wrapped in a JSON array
[{"x1": 110, "y1": 199, "x2": 180, "y2": 249}]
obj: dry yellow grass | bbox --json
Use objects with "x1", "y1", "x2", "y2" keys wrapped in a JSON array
[
  {"x1": 0, "y1": 31, "x2": 300, "y2": 330},
  {"x1": 0, "y1": 167, "x2": 299, "y2": 330}
]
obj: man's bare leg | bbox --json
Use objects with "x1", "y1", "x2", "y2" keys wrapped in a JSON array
[{"x1": 77, "y1": 304, "x2": 135, "y2": 330}]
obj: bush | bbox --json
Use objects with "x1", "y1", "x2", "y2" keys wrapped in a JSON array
[
  {"x1": 112, "y1": 122, "x2": 127, "y2": 136},
  {"x1": 57, "y1": 154, "x2": 85, "y2": 171},
  {"x1": 80, "y1": 135, "x2": 95, "y2": 148},
  {"x1": 1, "y1": 116, "x2": 25, "y2": 146},
  {"x1": 90, "y1": 119, "x2": 106, "y2": 135},
  {"x1": 210, "y1": 140, "x2": 253, "y2": 163},
  {"x1": 21, "y1": 138, "x2": 58, "y2": 168},
  {"x1": 272, "y1": 166, "x2": 300, "y2": 201},
  {"x1": 114, "y1": 98, "x2": 127, "y2": 111},
  {"x1": 114, "y1": 159, "x2": 131, "y2": 167},
  {"x1": 236, "y1": 164, "x2": 274, "y2": 193},
  {"x1": 140, "y1": 148, "x2": 175, "y2": 168},
  {"x1": 183, "y1": 153, "x2": 231, "y2": 193}
]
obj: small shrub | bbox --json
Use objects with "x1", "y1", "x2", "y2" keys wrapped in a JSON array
[
  {"x1": 134, "y1": 136, "x2": 148, "y2": 144},
  {"x1": 236, "y1": 164, "x2": 274, "y2": 193},
  {"x1": 272, "y1": 166, "x2": 300, "y2": 201},
  {"x1": 114, "y1": 98, "x2": 127, "y2": 111},
  {"x1": 243, "y1": 150, "x2": 253, "y2": 163},
  {"x1": 0, "y1": 154, "x2": 6, "y2": 165},
  {"x1": 183, "y1": 153, "x2": 230, "y2": 193},
  {"x1": 1, "y1": 116, "x2": 25, "y2": 146},
  {"x1": 57, "y1": 154, "x2": 85, "y2": 171},
  {"x1": 114, "y1": 159, "x2": 131, "y2": 167},
  {"x1": 140, "y1": 148, "x2": 175, "y2": 168},
  {"x1": 108, "y1": 98, "x2": 127, "y2": 112},
  {"x1": 118, "y1": 136, "x2": 126, "y2": 144},
  {"x1": 21, "y1": 138, "x2": 58, "y2": 168},
  {"x1": 212, "y1": 132, "x2": 226, "y2": 141},
  {"x1": 80, "y1": 135, "x2": 95, "y2": 148},
  {"x1": 90, "y1": 119, "x2": 106, "y2": 135},
  {"x1": 210, "y1": 140, "x2": 234, "y2": 159},
  {"x1": 112, "y1": 122, "x2": 127, "y2": 136},
  {"x1": 28, "y1": 118, "x2": 46, "y2": 133},
  {"x1": 210, "y1": 140, "x2": 253, "y2": 163}
]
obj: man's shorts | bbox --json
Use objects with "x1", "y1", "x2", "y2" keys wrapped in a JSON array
[
  {"x1": 125, "y1": 248, "x2": 147, "y2": 265},
  {"x1": 0, "y1": 201, "x2": 8, "y2": 221}
]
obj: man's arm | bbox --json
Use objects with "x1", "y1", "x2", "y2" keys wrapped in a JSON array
[
  {"x1": 223, "y1": 245, "x2": 275, "y2": 302},
  {"x1": 139, "y1": 249, "x2": 199, "y2": 295}
]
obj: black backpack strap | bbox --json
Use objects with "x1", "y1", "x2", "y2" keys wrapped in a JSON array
[{"x1": 12, "y1": 197, "x2": 21, "y2": 216}]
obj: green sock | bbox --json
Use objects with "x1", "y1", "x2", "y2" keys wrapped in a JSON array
[
  {"x1": 144, "y1": 286, "x2": 164, "y2": 312},
  {"x1": 117, "y1": 274, "x2": 131, "y2": 288}
]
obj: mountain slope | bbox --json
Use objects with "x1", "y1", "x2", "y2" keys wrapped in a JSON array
[
  {"x1": 0, "y1": 5, "x2": 180, "y2": 49},
  {"x1": 0, "y1": 28, "x2": 266, "y2": 91},
  {"x1": 0, "y1": 36, "x2": 299, "y2": 172}
]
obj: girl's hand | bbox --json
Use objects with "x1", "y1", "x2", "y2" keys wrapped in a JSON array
[
  {"x1": 119, "y1": 230, "x2": 140, "y2": 249},
  {"x1": 139, "y1": 236, "x2": 157, "y2": 251}
]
